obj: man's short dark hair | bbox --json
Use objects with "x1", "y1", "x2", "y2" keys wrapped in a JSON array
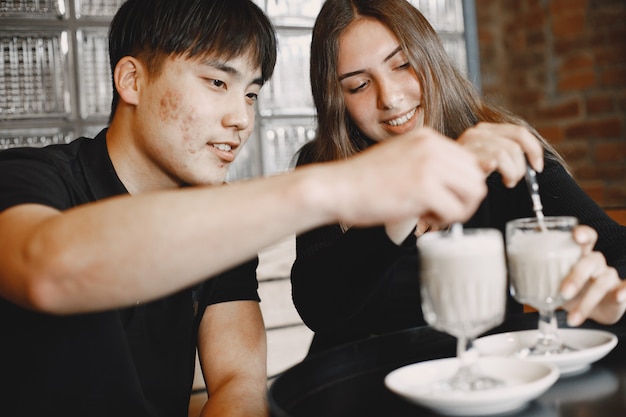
[{"x1": 108, "y1": 0, "x2": 277, "y2": 120}]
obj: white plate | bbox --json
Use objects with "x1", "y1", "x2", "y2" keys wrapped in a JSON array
[
  {"x1": 475, "y1": 328, "x2": 618, "y2": 376},
  {"x1": 384, "y1": 357, "x2": 559, "y2": 416}
]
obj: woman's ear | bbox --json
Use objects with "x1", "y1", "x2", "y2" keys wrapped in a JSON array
[{"x1": 114, "y1": 56, "x2": 141, "y2": 106}]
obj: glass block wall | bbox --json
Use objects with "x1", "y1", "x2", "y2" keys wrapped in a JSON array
[
  {"x1": 0, "y1": 0, "x2": 477, "y2": 181},
  {"x1": 0, "y1": 0, "x2": 121, "y2": 151}
]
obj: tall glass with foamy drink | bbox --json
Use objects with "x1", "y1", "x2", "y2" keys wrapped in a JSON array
[
  {"x1": 506, "y1": 216, "x2": 581, "y2": 355},
  {"x1": 417, "y1": 227, "x2": 507, "y2": 391},
  {"x1": 419, "y1": 228, "x2": 507, "y2": 339}
]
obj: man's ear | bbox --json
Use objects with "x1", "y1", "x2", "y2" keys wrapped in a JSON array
[{"x1": 114, "y1": 56, "x2": 141, "y2": 106}]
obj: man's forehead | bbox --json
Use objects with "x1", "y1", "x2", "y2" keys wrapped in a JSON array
[
  {"x1": 196, "y1": 48, "x2": 260, "y2": 67},
  {"x1": 195, "y1": 50, "x2": 262, "y2": 78}
]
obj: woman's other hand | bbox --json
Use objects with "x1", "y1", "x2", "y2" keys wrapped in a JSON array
[{"x1": 561, "y1": 225, "x2": 626, "y2": 326}]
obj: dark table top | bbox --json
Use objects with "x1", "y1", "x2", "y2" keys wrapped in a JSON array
[{"x1": 269, "y1": 311, "x2": 626, "y2": 417}]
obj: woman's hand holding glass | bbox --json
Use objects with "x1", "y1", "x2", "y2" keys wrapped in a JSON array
[
  {"x1": 456, "y1": 123, "x2": 624, "y2": 327},
  {"x1": 561, "y1": 225, "x2": 626, "y2": 327},
  {"x1": 507, "y1": 217, "x2": 626, "y2": 340}
]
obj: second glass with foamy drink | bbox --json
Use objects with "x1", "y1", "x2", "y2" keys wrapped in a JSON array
[{"x1": 507, "y1": 217, "x2": 582, "y2": 311}]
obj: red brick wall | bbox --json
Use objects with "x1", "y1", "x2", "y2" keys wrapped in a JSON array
[{"x1": 475, "y1": 0, "x2": 626, "y2": 208}]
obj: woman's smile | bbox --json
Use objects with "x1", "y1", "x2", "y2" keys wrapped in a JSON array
[
  {"x1": 380, "y1": 105, "x2": 422, "y2": 137},
  {"x1": 384, "y1": 107, "x2": 417, "y2": 127}
]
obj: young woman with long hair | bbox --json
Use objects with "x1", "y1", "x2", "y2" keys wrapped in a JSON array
[{"x1": 291, "y1": 0, "x2": 626, "y2": 355}]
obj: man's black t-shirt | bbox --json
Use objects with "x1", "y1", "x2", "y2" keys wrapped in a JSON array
[{"x1": 0, "y1": 130, "x2": 260, "y2": 416}]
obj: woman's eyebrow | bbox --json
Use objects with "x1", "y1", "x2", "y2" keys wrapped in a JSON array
[
  {"x1": 338, "y1": 46, "x2": 403, "y2": 81},
  {"x1": 383, "y1": 46, "x2": 403, "y2": 63}
]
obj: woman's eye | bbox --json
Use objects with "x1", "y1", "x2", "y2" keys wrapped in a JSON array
[
  {"x1": 246, "y1": 92, "x2": 258, "y2": 102},
  {"x1": 348, "y1": 82, "x2": 367, "y2": 94},
  {"x1": 396, "y1": 62, "x2": 410, "y2": 70},
  {"x1": 211, "y1": 79, "x2": 225, "y2": 88}
]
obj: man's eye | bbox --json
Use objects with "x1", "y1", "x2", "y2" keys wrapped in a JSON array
[
  {"x1": 211, "y1": 79, "x2": 225, "y2": 88},
  {"x1": 247, "y1": 92, "x2": 258, "y2": 102}
]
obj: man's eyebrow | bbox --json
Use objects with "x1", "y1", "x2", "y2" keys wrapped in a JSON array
[
  {"x1": 338, "y1": 46, "x2": 403, "y2": 81},
  {"x1": 200, "y1": 58, "x2": 264, "y2": 86}
]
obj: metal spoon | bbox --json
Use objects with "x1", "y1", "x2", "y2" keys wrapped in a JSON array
[{"x1": 524, "y1": 161, "x2": 547, "y2": 231}]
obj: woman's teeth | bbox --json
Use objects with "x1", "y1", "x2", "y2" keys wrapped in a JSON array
[
  {"x1": 386, "y1": 108, "x2": 416, "y2": 127},
  {"x1": 213, "y1": 143, "x2": 232, "y2": 151}
]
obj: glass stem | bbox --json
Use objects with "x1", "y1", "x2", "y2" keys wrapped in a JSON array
[
  {"x1": 536, "y1": 309, "x2": 561, "y2": 351},
  {"x1": 446, "y1": 335, "x2": 505, "y2": 391},
  {"x1": 455, "y1": 335, "x2": 478, "y2": 381}
]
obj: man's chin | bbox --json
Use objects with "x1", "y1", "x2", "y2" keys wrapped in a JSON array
[{"x1": 187, "y1": 171, "x2": 229, "y2": 187}]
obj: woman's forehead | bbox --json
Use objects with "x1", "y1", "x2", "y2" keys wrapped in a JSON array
[{"x1": 338, "y1": 19, "x2": 401, "y2": 71}]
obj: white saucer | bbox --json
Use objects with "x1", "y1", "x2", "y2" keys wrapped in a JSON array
[
  {"x1": 475, "y1": 328, "x2": 617, "y2": 376},
  {"x1": 384, "y1": 357, "x2": 559, "y2": 416}
]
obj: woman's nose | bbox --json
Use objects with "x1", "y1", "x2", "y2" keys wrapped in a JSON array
[{"x1": 377, "y1": 78, "x2": 403, "y2": 110}]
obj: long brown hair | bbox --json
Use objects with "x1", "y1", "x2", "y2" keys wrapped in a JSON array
[{"x1": 301, "y1": 0, "x2": 565, "y2": 168}]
